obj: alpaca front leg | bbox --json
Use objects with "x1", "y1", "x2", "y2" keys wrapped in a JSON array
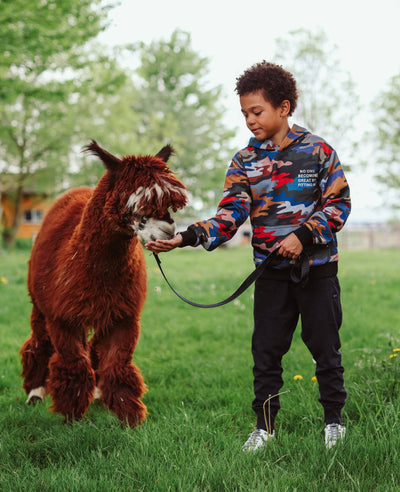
[
  {"x1": 20, "y1": 305, "x2": 54, "y2": 403},
  {"x1": 47, "y1": 323, "x2": 95, "y2": 422},
  {"x1": 96, "y1": 322, "x2": 147, "y2": 427}
]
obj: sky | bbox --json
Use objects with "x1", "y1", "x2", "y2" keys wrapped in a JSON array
[{"x1": 98, "y1": 0, "x2": 400, "y2": 224}]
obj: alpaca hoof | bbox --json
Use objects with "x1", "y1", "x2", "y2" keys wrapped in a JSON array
[
  {"x1": 27, "y1": 386, "x2": 47, "y2": 404},
  {"x1": 28, "y1": 396, "x2": 42, "y2": 405}
]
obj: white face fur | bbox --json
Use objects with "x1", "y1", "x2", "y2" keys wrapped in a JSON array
[
  {"x1": 125, "y1": 184, "x2": 184, "y2": 244},
  {"x1": 126, "y1": 183, "x2": 186, "y2": 211},
  {"x1": 134, "y1": 216, "x2": 176, "y2": 245}
]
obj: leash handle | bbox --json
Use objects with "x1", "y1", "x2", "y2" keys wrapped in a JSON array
[{"x1": 153, "y1": 250, "x2": 277, "y2": 309}]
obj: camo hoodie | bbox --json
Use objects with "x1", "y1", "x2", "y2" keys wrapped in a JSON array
[{"x1": 182, "y1": 124, "x2": 351, "y2": 270}]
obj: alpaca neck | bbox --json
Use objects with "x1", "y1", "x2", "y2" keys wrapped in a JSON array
[{"x1": 74, "y1": 185, "x2": 137, "y2": 264}]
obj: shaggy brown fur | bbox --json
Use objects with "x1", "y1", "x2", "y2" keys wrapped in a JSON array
[{"x1": 20, "y1": 142, "x2": 187, "y2": 426}]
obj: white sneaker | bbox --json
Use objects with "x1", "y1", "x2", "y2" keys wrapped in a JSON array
[
  {"x1": 242, "y1": 428, "x2": 275, "y2": 452},
  {"x1": 325, "y1": 423, "x2": 346, "y2": 449}
]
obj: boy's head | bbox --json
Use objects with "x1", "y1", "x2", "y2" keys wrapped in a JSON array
[{"x1": 235, "y1": 61, "x2": 298, "y2": 116}]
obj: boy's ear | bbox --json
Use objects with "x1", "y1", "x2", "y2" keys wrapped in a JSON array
[{"x1": 280, "y1": 100, "x2": 291, "y2": 117}]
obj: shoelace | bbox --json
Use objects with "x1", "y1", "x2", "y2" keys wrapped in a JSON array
[
  {"x1": 243, "y1": 431, "x2": 261, "y2": 449},
  {"x1": 244, "y1": 429, "x2": 272, "y2": 448},
  {"x1": 248, "y1": 430, "x2": 264, "y2": 442},
  {"x1": 326, "y1": 423, "x2": 340, "y2": 441},
  {"x1": 326, "y1": 424, "x2": 338, "y2": 440},
  {"x1": 325, "y1": 424, "x2": 345, "y2": 449}
]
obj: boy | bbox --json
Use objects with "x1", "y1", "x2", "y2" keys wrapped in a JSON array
[{"x1": 146, "y1": 61, "x2": 351, "y2": 451}]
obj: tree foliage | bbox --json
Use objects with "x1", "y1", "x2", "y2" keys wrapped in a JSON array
[
  {"x1": 272, "y1": 28, "x2": 360, "y2": 166},
  {"x1": 372, "y1": 73, "x2": 400, "y2": 206},
  {"x1": 0, "y1": 0, "x2": 118, "y2": 245},
  {"x1": 0, "y1": 0, "x2": 115, "y2": 101},
  {"x1": 132, "y1": 30, "x2": 236, "y2": 213}
]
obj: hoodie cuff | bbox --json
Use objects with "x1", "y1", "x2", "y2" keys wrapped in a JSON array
[
  {"x1": 293, "y1": 224, "x2": 314, "y2": 247},
  {"x1": 179, "y1": 228, "x2": 197, "y2": 247}
]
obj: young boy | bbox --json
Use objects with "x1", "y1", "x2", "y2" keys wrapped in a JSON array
[{"x1": 146, "y1": 61, "x2": 351, "y2": 451}]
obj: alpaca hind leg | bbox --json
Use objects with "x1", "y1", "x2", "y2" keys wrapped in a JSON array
[
  {"x1": 47, "y1": 322, "x2": 95, "y2": 422},
  {"x1": 20, "y1": 305, "x2": 54, "y2": 403},
  {"x1": 96, "y1": 321, "x2": 147, "y2": 427}
]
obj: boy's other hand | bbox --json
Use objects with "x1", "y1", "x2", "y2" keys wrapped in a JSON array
[
  {"x1": 145, "y1": 233, "x2": 183, "y2": 254},
  {"x1": 277, "y1": 233, "x2": 303, "y2": 260}
]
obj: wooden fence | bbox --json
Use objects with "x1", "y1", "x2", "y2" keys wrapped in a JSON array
[{"x1": 338, "y1": 224, "x2": 400, "y2": 250}]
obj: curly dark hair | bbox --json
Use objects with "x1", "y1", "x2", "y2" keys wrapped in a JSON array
[{"x1": 235, "y1": 61, "x2": 298, "y2": 116}]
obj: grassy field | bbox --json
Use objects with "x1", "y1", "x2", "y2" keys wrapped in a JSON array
[{"x1": 0, "y1": 246, "x2": 399, "y2": 491}]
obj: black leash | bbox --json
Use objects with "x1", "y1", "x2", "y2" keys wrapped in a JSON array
[{"x1": 153, "y1": 250, "x2": 278, "y2": 309}]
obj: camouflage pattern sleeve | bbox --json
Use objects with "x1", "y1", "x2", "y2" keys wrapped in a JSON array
[
  {"x1": 189, "y1": 154, "x2": 252, "y2": 251},
  {"x1": 304, "y1": 144, "x2": 351, "y2": 245}
]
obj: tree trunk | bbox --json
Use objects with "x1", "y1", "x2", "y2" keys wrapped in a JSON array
[
  {"x1": 2, "y1": 182, "x2": 24, "y2": 248},
  {"x1": 0, "y1": 191, "x2": 3, "y2": 232}
]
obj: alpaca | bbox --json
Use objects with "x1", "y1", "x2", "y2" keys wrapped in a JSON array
[{"x1": 20, "y1": 141, "x2": 187, "y2": 426}]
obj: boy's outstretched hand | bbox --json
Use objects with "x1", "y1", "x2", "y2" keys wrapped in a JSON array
[{"x1": 145, "y1": 233, "x2": 183, "y2": 254}]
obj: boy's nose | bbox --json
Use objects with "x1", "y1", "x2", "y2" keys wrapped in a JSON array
[{"x1": 247, "y1": 115, "x2": 256, "y2": 126}]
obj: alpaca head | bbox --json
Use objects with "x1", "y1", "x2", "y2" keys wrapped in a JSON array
[{"x1": 83, "y1": 141, "x2": 188, "y2": 243}]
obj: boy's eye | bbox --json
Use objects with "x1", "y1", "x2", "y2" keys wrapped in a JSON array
[{"x1": 254, "y1": 111, "x2": 262, "y2": 116}]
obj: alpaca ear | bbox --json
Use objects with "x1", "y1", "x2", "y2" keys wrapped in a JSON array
[
  {"x1": 155, "y1": 144, "x2": 175, "y2": 163},
  {"x1": 82, "y1": 140, "x2": 122, "y2": 172}
]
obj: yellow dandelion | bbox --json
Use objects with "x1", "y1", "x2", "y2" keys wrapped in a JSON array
[
  {"x1": 294, "y1": 375, "x2": 303, "y2": 381},
  {"x1": 311, "y1": 376, "x2": 317, "y2": 382},
  {"x1": 393, "y1": 348, "x2": 400, "y2": 353},
  {"x1": 389, "y1": 354, "x2": 398, "y2": 359},
  {"x1": 0, "y1": 277, "x2": 8, "y2": 284}
]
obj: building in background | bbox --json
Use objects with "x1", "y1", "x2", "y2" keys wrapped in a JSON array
[{"x1": 1, "y1": 191, "x2": 52, "y2": 241}]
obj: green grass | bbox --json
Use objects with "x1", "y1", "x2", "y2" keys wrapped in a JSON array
[{"x1": 0, "y1": 247, "x2": 399, "y2": 491}]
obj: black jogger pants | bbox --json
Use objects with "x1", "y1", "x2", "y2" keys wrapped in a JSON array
[{"x1": 252, "y1": 274, "x2": 346, "y2": 431}]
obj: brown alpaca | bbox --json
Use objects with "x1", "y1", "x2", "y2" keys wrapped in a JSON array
[{"x1": 20, "y1": 141, "x2": 187, "y2": 426}]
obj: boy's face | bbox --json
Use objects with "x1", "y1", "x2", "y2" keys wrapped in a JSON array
[{"x1": 240, "y1": 90, "x2": 289, "y2": 143}]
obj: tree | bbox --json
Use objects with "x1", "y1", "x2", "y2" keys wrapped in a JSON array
[
  {"x1": 132, "y1": 30, "x2": 236, "y2": 214},
  {"x1": 272, "y1": 29, "x2": 360, "y2": 167},
  {"x1": 372, "y1": 73, "x2": 400, "y2": 207},
  {"x1": 0, "y1": 0, "x2": 116, "y2": 102},
  {"x1": 62, "y1": 46, "x2": 142, "y2": 188},
  {"x1": 0, "y1": 0, "x2": 118, "y2": 246}
]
